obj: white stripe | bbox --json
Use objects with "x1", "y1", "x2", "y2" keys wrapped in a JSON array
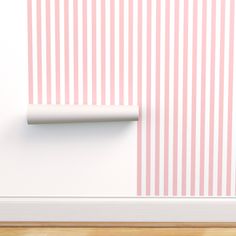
[
  {"x1": 105, "y1": 0, "x2": 110, "y2": 105},
  {"x1": 204, "y1": 0, "x2": 212, "y2": 195},
  {"x1": 168, "y1": 0, "x2": 174, "y2": 196},
  {"x1": 50, "y1": 0, "x2": 56, "y2": 105},
  {"x1": 87, "y1": 0, "x2": 92, "y2": 105},
  {"x1": 132, "y1": 0, "x2": 138, "y2": 106},
  {"x1": 159, "y1": 0, "x2": 166, "y2": 196},
  {"x1": 78, "y1": 0, "x2": 84, "y2": 105},
  {"x1": 123, "y1": 0, "x2": 129, "y2": 106},
  {"x1": 232, "y1": 0, "x2": 236, "y2": 196},
  {"x1": 141, "y1": 0, "x2": 147, "y2": 195},
  {"x1": 41, "y1": 0, "x2": 47, "y2": 105},
  {"x1": 222, "y1": 0, "x2": 230, "y2": 196},
  {"x1": 59, "y1": 0, "x2": 65, "y2": 105},
  {"x1": 213, "y1": 0, "x2": 221, "y2": 196},
  {"x1": 69, "y1": 0, "x2": 74, "y2": 105},
  {"x1": 114, "y1": 0, "x2": 119, "y2": 105},
  {"x1": 150, "y1": 0, "x2": 157, "y2": 196},
  {"x1": 96, "y1": 0, "x2": 101, "y2": 105},
  {"x1": 186, "y1": 0, "x2": 193, "y2": 196},
  {"x1": 32, "y1": 0, "x2": 38, "y2": 105},
  {"x1": 195, "y1": 0, "x2": 203, "y2": 196},
  {"x1": 177, "y1": 0, "x2": 184, "y2": 196}
]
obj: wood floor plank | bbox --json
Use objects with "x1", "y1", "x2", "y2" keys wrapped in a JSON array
[{"x1": 0, "y1": 228, "x2": 236, "y2": 236}]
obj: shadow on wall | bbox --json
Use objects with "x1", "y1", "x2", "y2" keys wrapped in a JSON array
[{"x1": 5, "y1": 116, "x2": 134, "y2": 146}]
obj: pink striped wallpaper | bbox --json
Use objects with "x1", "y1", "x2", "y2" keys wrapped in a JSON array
[{"x1": 27, "y1": 0, "x2": 236, "y2": 196}]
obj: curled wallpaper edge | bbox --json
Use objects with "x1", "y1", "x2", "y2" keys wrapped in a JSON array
[{"x1": 27, "y1": 105, "x2": 139, "y2": 124}]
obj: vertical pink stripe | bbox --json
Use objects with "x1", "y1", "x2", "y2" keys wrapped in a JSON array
[
  {"x1": 27, "y1": 0, "x2": 33, "y2": 104},
  {"x1": 83, "y1": 0, "x2": 88, "y2": 104},
  {"x1": 37, "y1": 0, "x2": 42, "y2": 104},
  {"x1": 101, "y1": 0, "x2": 106, "y2": 105},
  {"x1": 182, "y1": 0, "x2": 188, "y2": 196},
  {"x1": 200, "y1": 0, "x2": 207, "y2": 196},
  {"x1": 55, "y1": 0, "x2": 61, "y2": 104},
  {"x1": 155, "y1": 0, "x2": 161, "y2": 196},
  {"x1": 173, "y1": 0, "x2": 179, "y2": 196},
  {"x1": 119, "y1": 0, "x2": 124, "y2": 105},
  {"x1": 110, "y1": 0, "x2": 115, "y2": 105},
  {"x1": 64, "y1": 0, "x2": 69, "y2": 104},
  {"x1": 128, "y1": 0, "x2": 133, "y2": 106},
  {"x1": 191, "y1": 0, "x2": 197, "y2": 196},
  {"x1": 92, "y1": 0, "x2": 97, "y2": 105},
  {"x1": 74, "y1": 0, "x2": 79, "y2": 104},
  {"x1": 137, "y1": 0, "x2": 142, "y2": 196},
  {"x1": 217, "y1": 0, "x2": 226, "y2": 196},
  {"x1": 164, "y1": 0, "x2": 170, "y2": 196},
  {"x1": 146, "y1": 0, "x2": 151, "y2": 196},
  {"x1": 46, "y1": 0, "x2": 51, "y2": 104},
  {"x1": 226, "y1": 0, "x2": 235, "y2": 196},
  {"x1": 209, "y1": 0, "x2": 216, "y2": 196}
]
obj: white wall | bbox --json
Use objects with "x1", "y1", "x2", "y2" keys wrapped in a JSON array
[{"x1": 0, "y1": 0, "x2": 136, "y2": 197}]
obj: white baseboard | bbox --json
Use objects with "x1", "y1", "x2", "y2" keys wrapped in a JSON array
[{"x1": 0, "y1": 198, "x2": 236, "y2": 222}]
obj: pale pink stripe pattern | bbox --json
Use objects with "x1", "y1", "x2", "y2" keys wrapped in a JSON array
[
  {"x1": 146, "y1": 0, "x2": 151, "y2": 196},
  {"x1": 155, "y1": 0, "x2": 161, "y2": 196},
  {"x1": 119, "y1": 0, "x2": 124, "y2": 105},
  {"x1": 191, "y1": 0, "x2": 197, "y2": 196},
  {"x1": 173, "y1": 0, "x2": 179, "y2": 196},
  {"x1": 64, "y1": 0, "x2": 69, "y2": 104},
  {"x1": 46, "y1": 0, "x2": 51, "y2": 104},
  {"x1": 92, "y1": 0, "x2": 97, "y2": 105},
  {"x1": 226, "y1": 0, "x2": 235, "y2": 196},
  {"x1": 74, "y1": 0, "x2": 79, "y2": 104},
  {"x1": 28, "y1": 0, "x2": 236, "y2": 197},
  {"x1": 55, "y1": 0, "x2": 60, "y2": 104},
  {"x1": 128, "y1": 0, "x2": 133, "y2": 106},
  {"x1": 37, "y1": 0, "x2": 42, "y2": 104},
  {"x1": 137, "y1": 0, "x2": 142, "y2": 196},
  {"x1": 110, "y1": 0, "x2": 115, "y2": 105},
  {"x1": 200, "y1": 0, "x2": 207, "y2": 196},
  {"x1": 182, "y1": 0, "x2": 188, "y2": 196},
  {"x1": 218, "y1": 0, "x2": 226, "y2": 196},
  {"x1": 27, "y1": 0, "x2": 33, "y2": 104},
  {"x1": 164, "y1": 0, "x2": 170, "y2": 196},
  {"x1": 101, "y1": 0, "x2": 106, "y2": 105},
  {"x1": 83, "y1": 0, "x2": 88, "y2": 104},
  {"x1": 209, "y1": 0, "x2": 216, "y2": 196}
]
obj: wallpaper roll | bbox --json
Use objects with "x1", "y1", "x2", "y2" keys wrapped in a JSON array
[{"x1": 27, "y1": 105, "x2": 139, "y2": 124}]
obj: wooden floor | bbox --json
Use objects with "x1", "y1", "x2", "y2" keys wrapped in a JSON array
[{"x1": 0, "y1": 227, "x2": 236, "y2": 236}]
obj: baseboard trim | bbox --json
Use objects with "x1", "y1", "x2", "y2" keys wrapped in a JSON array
[
  {"x1": 0, "y1": 222, "x2": 236, "y2": 228},
  {"x1": 0, "y1": 198, "x2": 235, "y2": 222}
]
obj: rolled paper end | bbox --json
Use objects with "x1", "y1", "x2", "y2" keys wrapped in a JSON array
[{"x1": 27, "y1": 105, "x2": 139, "y2": 124}]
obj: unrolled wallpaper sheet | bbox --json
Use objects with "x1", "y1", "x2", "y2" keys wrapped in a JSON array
[{"x1": 27, "y1": 0, "x2": 236, "y2": 196}]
